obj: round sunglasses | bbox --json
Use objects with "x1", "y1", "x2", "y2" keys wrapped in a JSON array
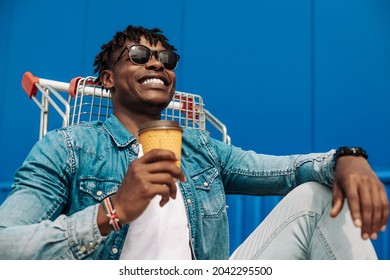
[{"x1": 110, "y1": 44, "x2": 180, "y2": 70}]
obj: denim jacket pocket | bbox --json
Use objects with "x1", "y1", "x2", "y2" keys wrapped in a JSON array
[
  {"x1": 190, "y1": 166, "x2": 225, "y2": 218},
  {"x1": 79, "y1": 177, "x2": 120, "y2": 207}
]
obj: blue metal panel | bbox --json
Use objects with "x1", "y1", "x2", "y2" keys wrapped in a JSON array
[
  {"x1": 314, "y1": 0, "x2": 390, "y2": 165},
  {"x1": 0, "y1": 188, "x2": 10, "y2": 205},
  {"x1": 181, "y1": 0, "x2": 313, "y2": 155},
  {"x1": 0, "y1": 181, "x2": 12, "y2": 206}
]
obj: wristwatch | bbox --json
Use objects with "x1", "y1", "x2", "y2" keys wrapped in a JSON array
[{"x1": 334, "y1": 146, "x2": 369, "y2": 161}]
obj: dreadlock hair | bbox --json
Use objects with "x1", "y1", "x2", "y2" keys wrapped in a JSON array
[{"x1": 93, "y1": 25, "x2": 177, "y2": 84}]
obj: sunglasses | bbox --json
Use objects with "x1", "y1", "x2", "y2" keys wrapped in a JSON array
[{"x1": 110, "y1": 44, "x2": 180, "y2": 70}]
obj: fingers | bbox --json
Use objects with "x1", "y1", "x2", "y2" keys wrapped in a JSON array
[
  {"x1": 359, "y1": 179, "x2": 389, "y2": 240},
  {"x1": 380, "y1": 190, "x2": 389, "y2": 232},
  {"x1": 128, "y1": 152, "x2": 183, "y2": 203},
  {"x1": 358, "y1": 184, "x2": 373, "y2": 240},
  {"x1": 110, "y1": 149, "x2": 187, "y2": 225},
  {"x1": 342, "y1": 181, "x2": 364, "y2": 229},
  {"x1": 367, "y1": 183, "x2": 383, "y2": 239},
  {"x1": 333, "y1": 156, "x2": 389, "y2": 240},
  {"x1": 139, "y1": 149, "x2": 186, "y2": 182},
  {"x1": 148, "y1": 173, "x2": 178, "y2": 200},
  {"x1": 150, "y1": 184, "x2": 176, "y2": 207},
  {"x1": 330, "y1": 183, "x2": 345, "y2": 218},
  {"x1": 342, "y1": 175, "x2": 388, "y2": 240}
]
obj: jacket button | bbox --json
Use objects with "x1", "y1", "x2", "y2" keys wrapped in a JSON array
[
  {"x1": 203, "y1": 182, "x2": 209, "y2": 187},
  {"x1": 187, "y1": 199, "x2": 192, "y2": 205},
  {"x1": 96, "y1": 190, "x2": 103, "y2": 196},
  {"x1": 79, "y1": 245, "x2": 87, "y2": 254},
  {"x1": 111, "y1": 247, "x2": 119, "y2": 254}
]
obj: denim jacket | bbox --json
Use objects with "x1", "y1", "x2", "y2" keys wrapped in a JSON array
[{"x1": 0, "y1": 115, "x2": 335, "y2": 259}]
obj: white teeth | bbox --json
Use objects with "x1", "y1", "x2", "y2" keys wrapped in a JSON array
[{"x1": 141, "y1": 78, "x2": 164, "y2": 85}]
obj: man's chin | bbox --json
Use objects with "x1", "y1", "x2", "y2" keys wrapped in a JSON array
[{"x1": 143, "y1": 100, "x2": 170, "y2": 110}]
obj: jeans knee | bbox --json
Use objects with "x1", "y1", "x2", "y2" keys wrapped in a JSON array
[{"x1": 283, "y1": 181, "x2": 333, "y2": 214}]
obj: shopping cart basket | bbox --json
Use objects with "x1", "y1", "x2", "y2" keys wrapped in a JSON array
[{"x1": 21, "y1": 71, "x2": 231, "y2": 144}]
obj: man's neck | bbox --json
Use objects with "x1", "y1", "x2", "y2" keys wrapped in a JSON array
[{"x1": 113, "y1": 110, "x2": 160, "y2": 138}]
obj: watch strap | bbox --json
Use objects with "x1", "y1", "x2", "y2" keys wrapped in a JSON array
[{"x1": 334, "y1": 146, "x2": 368, "y2": 160}]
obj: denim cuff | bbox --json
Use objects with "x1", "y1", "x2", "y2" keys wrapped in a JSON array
[
  {"x1": 321, "y1": 149, "x2": 336, "y2": 186},
  {"x1": 67, "y1": 204, "x2": 106, "y2": 259}
]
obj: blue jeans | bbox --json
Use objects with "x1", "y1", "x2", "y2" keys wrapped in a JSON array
[{"x1": 230, "y1": 182, "x2": 377, "y2": 259}]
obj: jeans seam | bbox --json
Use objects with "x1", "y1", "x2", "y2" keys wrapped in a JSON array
[
  {"x1": 312, "y1": 227, "x2": 336, "y2": 260},
  {"x1": 251, "y1": 210, "x2": 321, "y2": 259}
]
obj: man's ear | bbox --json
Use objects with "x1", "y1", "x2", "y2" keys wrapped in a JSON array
[{"x1": 100, "y1": 69, "x2": 114, "y2": 89}]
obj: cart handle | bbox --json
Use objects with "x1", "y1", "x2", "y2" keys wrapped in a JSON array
[
  {"x1": 22, "y1": 71, "x2": 82, "y2": 98},
  {"x1": 22, "y1": 72, "x2": 39, "y2": 98}
]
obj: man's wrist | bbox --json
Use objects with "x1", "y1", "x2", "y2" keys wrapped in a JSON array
[
  {"x1": 333, "y1": 146, "x2": 368, "y2": 171},
  {"x1": 97, "y1": 203, "x2": 114, "y2": 236}
]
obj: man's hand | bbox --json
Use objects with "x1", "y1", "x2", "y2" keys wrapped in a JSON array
[
  {"x1": 330, "y1": 156, "x2": 389, "y2": 240},
  {"x1": 98, "y1": 149, "x2": 186, "y2": 235}
]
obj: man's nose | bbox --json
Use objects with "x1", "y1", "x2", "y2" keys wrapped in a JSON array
[{"x1": 145, "y1": 52, "x2": 164, "y2": 70}]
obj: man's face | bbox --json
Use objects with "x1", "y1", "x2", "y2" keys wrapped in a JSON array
[{"x1": 108, "y1": 37, "x2": 177, "y2": 117}]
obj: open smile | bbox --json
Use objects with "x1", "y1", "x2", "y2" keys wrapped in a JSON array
[{"x1": 138, "y1": 76, "x2": 169, "y2": 86}]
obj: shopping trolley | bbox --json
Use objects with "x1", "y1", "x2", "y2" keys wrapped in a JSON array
[{"x1": 21, "y1": 71, "x2": 231, "y2": 144}]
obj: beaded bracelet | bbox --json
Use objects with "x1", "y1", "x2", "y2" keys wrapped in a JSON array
[{"x1": 101, "y1": 196, "x2": 121, "y2": 231}]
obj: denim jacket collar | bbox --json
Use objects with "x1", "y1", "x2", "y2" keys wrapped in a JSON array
[{"x1": 102, "y1": 114, "x2": 137, "y2": 148}]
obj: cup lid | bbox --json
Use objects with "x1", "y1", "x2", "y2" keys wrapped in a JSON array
[{"x1": 138, "y1": 120, "x2": 182, "y2": 135}]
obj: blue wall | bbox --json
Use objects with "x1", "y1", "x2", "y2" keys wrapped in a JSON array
[{"x1": 0, "y1": 0, "x2": 389, "y2": 259}]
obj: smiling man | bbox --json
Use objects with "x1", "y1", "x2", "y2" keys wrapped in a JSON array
[
  {"x1": 99, "y1": 38, "x2": 178, "y2": 120},
  {"x1": 0, "y1": 25, "x2": 388, "y2": 260}
]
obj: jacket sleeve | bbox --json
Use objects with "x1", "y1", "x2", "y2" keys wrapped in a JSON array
[
  {"x1": 0, "y1": 130, "x2": 106, "y2": 259},
  {"x1": 203, "y1": 132, "x2": 336, "y2": 195}
]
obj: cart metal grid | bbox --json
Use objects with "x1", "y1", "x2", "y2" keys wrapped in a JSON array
[{"x1": 21, "y1": 71, "x2": 230, "y2": 144}]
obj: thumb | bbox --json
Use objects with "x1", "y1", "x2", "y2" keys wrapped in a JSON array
[{"x1": 330, "y1": 182, "x2": 345, "y2": 218}]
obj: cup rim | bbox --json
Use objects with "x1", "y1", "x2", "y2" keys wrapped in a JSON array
[{"x1": 138, "y1": 120, "x2": 183, "y2": 135}]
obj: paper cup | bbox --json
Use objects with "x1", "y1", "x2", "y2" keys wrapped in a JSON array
[{"x1": 138, "y1": 120, "x2": 183, "y2": 167}]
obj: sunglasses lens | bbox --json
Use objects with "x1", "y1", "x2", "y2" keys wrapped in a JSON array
[
  {"x1": 159, "y1": 51, "x2": 179, "y2": 70},
  {"x1": 129, "y1": 46, "x2": 150, "y2": 64},
  {"x1": 129, "y1": 45, "x2": 179, "y2": 70}
]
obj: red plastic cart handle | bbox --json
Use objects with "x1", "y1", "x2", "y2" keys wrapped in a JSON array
[{"x1": 22, "y1": 71, "x2": 39, "y2": 98}]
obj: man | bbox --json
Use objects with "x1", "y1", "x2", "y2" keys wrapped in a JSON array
[{"x1": 0, "y1": 25, "x2": 388, "y2": 259}]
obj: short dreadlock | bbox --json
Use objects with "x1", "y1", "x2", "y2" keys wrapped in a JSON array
[{"x1": 93, "y1": 25, "x2": 177, "y2": 83}]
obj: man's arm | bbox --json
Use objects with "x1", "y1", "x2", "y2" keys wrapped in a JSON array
[
  {"x1": 0, "y1": 205, "x2": 105, "y2": 259},
  {"x1": 0, "y1": 130, "x2": 106, "y2": 259}
]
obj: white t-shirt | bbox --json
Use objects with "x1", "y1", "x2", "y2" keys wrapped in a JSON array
[{"x1": 119, "y1": 145, "x2": 192, "y2": 260}]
